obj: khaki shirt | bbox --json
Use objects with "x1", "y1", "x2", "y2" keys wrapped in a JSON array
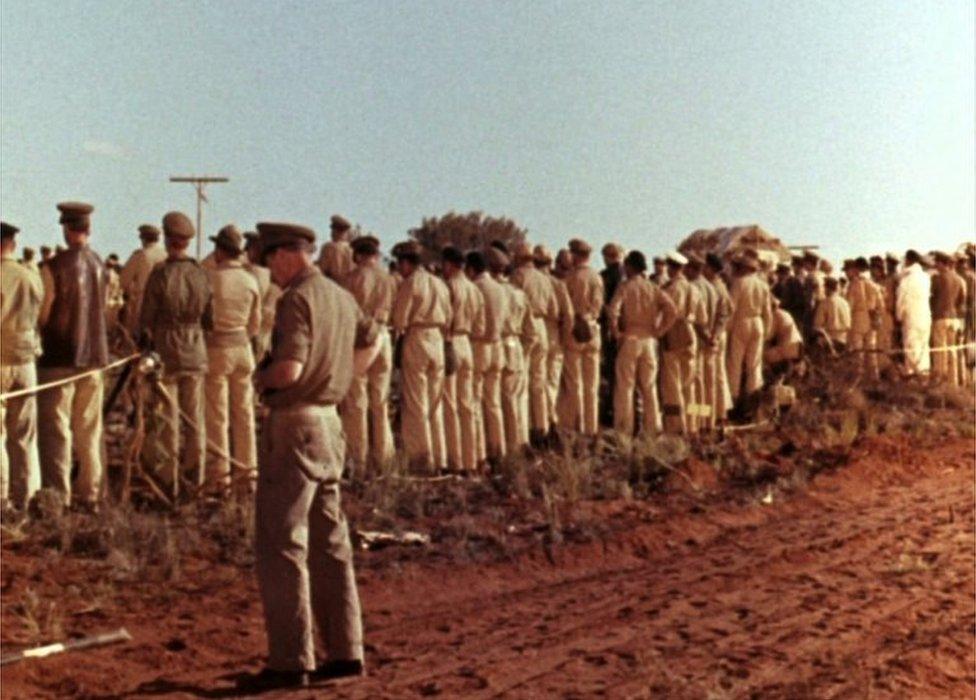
[
  {"x1": 244, "y1": 262, "x2": 281, "y2": 337},
  {"x1": 931, "y1": 269, "x2": 966, "y2": 320},
  {"x1": 502, "y1": 282, "x2": 536, "y2": 343},
  {"x1": 565, "y1": 265, "x2": 604, "y2": 321},
  {"x1": 607, "y1": 275, "x2": 676, "y2": 338},
  {"x1": 845, "y1": 273, "x2": 883, "y2": 333},
  {"x1": 392, "y1": 267, "x2": 451, "y2": 335},
  {"x1": 814, "y1": 294, "x2": 851, "y2": 343},
  {"x1": 510, "y1": 264, "x2": 558, "y2": 320},
  {"x1": 345, "y1": 262, "x2": 396, "y2": 325},
  {"x1": 446, "y1": 273, "x2": 486, "y2": 337},
  {"x1": 691, "y1": 277, "x2": 720, "y2": 340},
  {"x1": 1, "y1": 254, "x2": 42, "y2": 365},
  {"x1": 317, "y1": 240, "x2": 354, "y2": 283},
  {"x1": 141, "y1": 256, "x2": 214, "y2": 372},
  {"x1": 548, "y1": 274, "x2": 574, "y2": 346},
  {"x1": 266, "y1": 267, "x2": 364, "y2": 409},
  {"x1": 119, "y1": 242, "x2": 167, "y2": 332},
  {"x1": 729, "y1": 272, "x2": 773, "y2": 332},
  {"x1": 769, "y1": 308, "x2": 803, "y2": 347},
  {"x1": 473, "y1": 273, "x2": 509, "y2": 342},
  {"x1": 206, "y1": 259, "x2": 261, "y2": 347}
]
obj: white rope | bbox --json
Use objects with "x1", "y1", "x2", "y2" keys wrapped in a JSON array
[{"x1": 0, "y1": 354, "x2": 139, "y2": 402}]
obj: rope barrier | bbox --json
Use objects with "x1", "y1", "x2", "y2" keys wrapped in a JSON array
[{"x1": 0, "y1": 354, "x2": 140, "y2": 402}]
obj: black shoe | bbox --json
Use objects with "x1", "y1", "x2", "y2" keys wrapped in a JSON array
[
  {"x1": 236, "y1": 668, "x2": 309, "y2": 693},
  {"x1": 311, "y1": 658, "x2": 365, "y2": 682}
]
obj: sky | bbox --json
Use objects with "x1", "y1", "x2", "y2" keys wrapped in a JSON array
[{"x1": 1, "y1": 0, "x2": 973, "y2": 264}]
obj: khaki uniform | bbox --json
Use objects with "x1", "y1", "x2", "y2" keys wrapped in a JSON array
[
  {"x1": 708, "y1": 275, "x2": 734, "y2": 423},
  {"x1": 341, "y1": 262, "x2": 396, "y2": 470},
  {"x1": 472, "y1": 273, "x2": 509, "y2": 461},
  {"x1": 141, "y1": 257, "x2": 213, "y2": 496},
  {"x1": 443, "y1": 273, "x2": 485, "y2": 471},
  {"x1": 813, "y1": 294, "x2": 851, "y2": 345},
  {"x1": 727, "y1": 272, "x2": 772, "y2": 402},
  {"x1": 690, "y1": 276, "x2": 721, "y2": 430},
  {"x1": 546, "y1": 274, "x2": 573, "y2": 429},
  {"x1": 245, "y1": 262, "x2": 281, "y2": 360},
  {"x1": 257, "y1": 266, "x2": 364, "y2": 672},
  {"x1": 661, "y1": 275, "x2": 705, "y2": 434},
  {"x1": 764, "y1": 308, "x2": 803, "y2": 365},
  {"x1": 1, "y1": 254, "x2": 42, "y2": 509},
  {"x1": 607, "y1": 275, "x2": 676, "y2": 437},
  {"x1": 38, "y1": 246, "x2": 109, "y2": 505},
  {"x1": 204, "y1": 259, "x2": 261, "y2": 485},
  {"x1": 845, "y1": 274, "x2": 883, "y2": 377},
  {"x1": 500, "y1": 281, "x2": 534, "y2": 452},
  {"x1": 563, "y1": 265, "x2": 603, "y2": 435},
  {"x1": 119, "y1": 241, "x2": 166, "y2": 339},
  {"x1": 317, "y1": 240, "x2": 355, "y2": 283},
  {"x1": 392, "y1": 267, "x2": 451, "y2": 470},
  {"x1": 510, "y1": 264, "x2": 558, "y2": 437},
  {"x1": 930, "y1": 268, "x2": 966, "y2": 385}
]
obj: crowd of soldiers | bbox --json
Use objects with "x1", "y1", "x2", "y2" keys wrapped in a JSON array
[
  {"x1": 1, "y1": 204, "x2": 974, "y2": 690},
  {"x1": 1, "y1": 205, "x2": 975, "y2": 513}
]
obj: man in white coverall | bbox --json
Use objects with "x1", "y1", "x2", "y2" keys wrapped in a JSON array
[{"x1": 896, "y1": 249, "x2": 932, "y2": 377}]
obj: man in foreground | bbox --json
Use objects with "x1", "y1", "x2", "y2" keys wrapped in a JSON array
[{"x1": 245, "y1": 221, "x2": 367, "y2": 692}]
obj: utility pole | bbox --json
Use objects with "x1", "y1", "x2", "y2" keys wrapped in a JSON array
[{"x1": 169, "y1": 176, "x2": 229, "y2": 259}]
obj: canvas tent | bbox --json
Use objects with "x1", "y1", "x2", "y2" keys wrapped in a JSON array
[{"x1": 678, "y1": 225, "x2": 792, "y2": 266}]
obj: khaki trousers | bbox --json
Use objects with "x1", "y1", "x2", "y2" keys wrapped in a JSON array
[
  {"x1": 473, "y1": 340, "x2": 505, "y2": 462},
  {"x1": 714, "y1": 332, "x2": 732, "y2": 422},
  {"x1": 727, "y1": 317, "x2": 764, "y2": 402},
  {"x1": 443, "y1": 335, "x2": 477, "y2": 471},
  {"x1": 544, "y1": 321, "x2": 564, "y2": 428},
  {"x1": 931, "y1": 319, "x2": 959, "y2": 386},
  {"x1": 38, "y1": 368, "x2": 103, "y2": 505},
  {"x1": 341, "y1": 333, "x2": 394, "y2": 471},
  {"x1": 848, "y1": 329, "x2": 878, "y2": 378},
  {"x1": 401, "y1": 328, "x2": 446, "y2": 471},
  {"x1": 524, "y1": 318, "x2": 550, "y2": 434},
  {"x1": 613, "y1": 335, "x2": 661, "y2": 437},
  {"x1": 205, "y1": 344, "x2": 257, "y2": 486},
  {"x1": 661, "y1": 343, "x2": 696, "y2": 435},
  {"x1": 695, "y1": 345, "x2": 716, "y2": 431},
  {"x1": 156, "y1": 371, "x2": 206, "y2": 497},
  {"x1": 501, "y1": 337, "x2": 528, "y2": 453},
  {"x1": 0, "y1": 363, "x2": 41, "y2": 509},
  {"x1": 563, "y1": 331, "x2": 601, "y2": 436},
  {"x1": 256, "y1": 406, "x2": 363, "y2": 672}
]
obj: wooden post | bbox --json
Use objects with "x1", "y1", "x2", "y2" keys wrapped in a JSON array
[{"x1": 168, "y1": 176, "x2": 229, "y2": 259}]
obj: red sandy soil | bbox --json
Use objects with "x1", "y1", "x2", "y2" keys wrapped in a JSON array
[{"x1": 1, "y1": 435, "x2": 973, "y2": 699}]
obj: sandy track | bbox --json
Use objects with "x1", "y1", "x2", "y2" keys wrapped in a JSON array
[{"x1": 2, "y1": 436, "x2": 973, "y2": 698}]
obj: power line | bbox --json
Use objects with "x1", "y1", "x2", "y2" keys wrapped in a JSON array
[{"x1": 168, "y1": 176, "x2": 229, "y2": 259}]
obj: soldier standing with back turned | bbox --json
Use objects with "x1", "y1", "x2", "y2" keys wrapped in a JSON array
[
  {"x1": 140, "y1": 212, "x2": 213, "y2": 499},
  {"x1": 37, "y1": 202, "x2": 109, "y2": 509},
  {"x1": 203, "y1": 225, "x2": 261, "y2": 489},
  {"x1": 1, "y1": 222, "x2": 42, "y2": 512}
]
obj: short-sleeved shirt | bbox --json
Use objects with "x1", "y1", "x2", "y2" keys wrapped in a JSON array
[
  {"x1": 1, "y1": 254, "x2": 43, "y2": 365},
  {"x1": 206, "y1": 259, "x2": 261, "y2": 347},
  {"x1": 265, "y1": 266, "x2": 364, "y2": 409}
]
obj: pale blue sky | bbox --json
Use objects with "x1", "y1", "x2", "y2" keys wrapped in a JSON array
[{"x1": 1, "y1": 0, "x2": 972, "y2": 263}]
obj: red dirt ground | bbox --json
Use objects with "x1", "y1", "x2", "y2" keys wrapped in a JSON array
[{"x1": 2, "y1": 435, "x2": 973, "y2": 699}]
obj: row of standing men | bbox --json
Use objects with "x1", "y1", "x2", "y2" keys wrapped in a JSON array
[{"x1": 2, "y1": 204, "x2": 974, "y2": 510}]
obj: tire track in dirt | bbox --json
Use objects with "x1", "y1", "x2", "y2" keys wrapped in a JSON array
[{"x1": 328, "y1": 443, "x2": 974, "y2": 699}]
